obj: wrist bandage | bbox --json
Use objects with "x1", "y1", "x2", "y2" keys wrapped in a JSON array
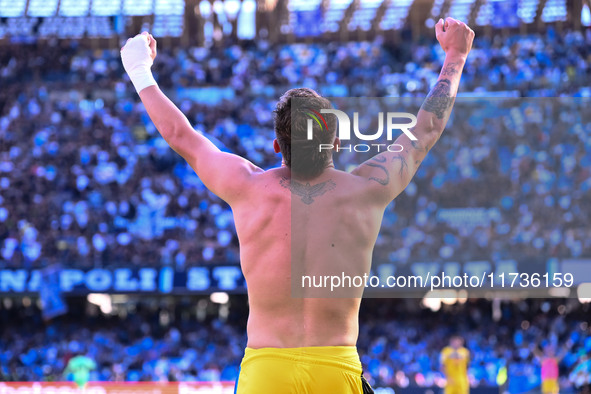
[{"x1": 121, "y1": 35, "x2": 157, "y2": 94}]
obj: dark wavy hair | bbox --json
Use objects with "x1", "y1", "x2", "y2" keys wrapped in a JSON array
[{"x1": 273, "y1": 88, "x2": 337, "y2": 179}]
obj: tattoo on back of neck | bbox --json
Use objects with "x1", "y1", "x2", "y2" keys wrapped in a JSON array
[{"x1": 280, "y1": 177, "x2": 336, "y2": 205}]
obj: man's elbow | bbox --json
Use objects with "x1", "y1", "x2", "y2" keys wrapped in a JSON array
[
  {"x1": 415, "y1": 129, "x2": 440, "y2": 151},
  {"x1": 412, "y1": 129, "x2": 441, "y2": 153},
  {"x1": 159, "y1": 123, "x2": 181, "y2": 149},
  {"x1": 412, "y1": 123, "x2": 441, "y2": 144}
]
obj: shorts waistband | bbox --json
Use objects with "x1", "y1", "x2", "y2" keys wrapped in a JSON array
[{"x1": 242, "y1": 346, "x2": 362, "y2": 375}]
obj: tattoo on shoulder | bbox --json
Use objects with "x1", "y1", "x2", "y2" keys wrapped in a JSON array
[
  {"x1": 421, "y1": 79, "x2": 453, "y2": 120},
  {"x1": 280, "y1": 177, "x2": 336, "y2": 205}
]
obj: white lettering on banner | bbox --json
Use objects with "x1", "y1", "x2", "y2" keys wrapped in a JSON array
[
  {"x1": 0, "y1": 258, "x2": 585, "y2": 294},
  {"x1": 60, "y1": 269, "x2": 85, "y2": 291},
  {"x1": 115, "y1": 268, "x2": 138, "y2": 291},
  {"x1": 0, "y1": 269, "x2": 26, "y2": 292},
  {"x1": 85, "y1": 269, "x2": 112, "y2": 291},
  {"x1": 187, "y1": 267, "x2": 210, "y2": 291},
  {"x1": 139, "y1": 268, "x2": 157, "y2": 291},
  {"x1": 212, "y1": 266, "x2": 242, "y2": 290},
  {"x1": 159, "y1": 267, "x2": 174, "y2": 293},
  {"x1": 28, "y1": 270, "x2": 41, "y2": 292}
]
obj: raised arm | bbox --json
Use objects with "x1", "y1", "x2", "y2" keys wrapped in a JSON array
[
  {"x1": 120, "y1": 32, "x2": 262, "y2": 205},
  {"x1": 353, "y1": 18, "x2": 474, "y2": 204},
  {"x1": 532, "y1": 344, "x2": 544, "y2": 360}
]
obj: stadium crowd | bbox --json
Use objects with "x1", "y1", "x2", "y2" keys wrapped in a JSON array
[
  {"x1": 0, "y1": 298, "x2": 590, "y2": 392},
  {"x1": 1, "y1": 28, "x2": 590, "y2": 269}
]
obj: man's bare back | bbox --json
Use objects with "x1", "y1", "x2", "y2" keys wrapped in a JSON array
[{"x1": 233, "y1": 166, "x2": 386, "y2": 348}]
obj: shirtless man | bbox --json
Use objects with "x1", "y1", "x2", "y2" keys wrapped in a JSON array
[{"x1": 121, "y1": 17, "x2": 474, "y2": 393}]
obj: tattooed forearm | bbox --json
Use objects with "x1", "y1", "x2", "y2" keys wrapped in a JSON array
[
  {"x1": 421, "y1": 79, "x2": 453, "y2": 120},
  {"x1": 280, "y1": 177, "x2": 336, "y2": 205},
  {"x1": 441, "y1": 62, "x2": 459, "y2": 76},
  {"x1": 411, "y1": 140, "x2": 432, "y2": 153},
  {"x1": 391, "y1": 154, "x2": 408, "y2": 176}
]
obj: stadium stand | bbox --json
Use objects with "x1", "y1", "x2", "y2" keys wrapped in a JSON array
[{"x1": 0, "y1": 30, "x2": 590, "y2": 268}]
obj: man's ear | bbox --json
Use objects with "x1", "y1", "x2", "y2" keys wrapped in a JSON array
[
  {"x1": 333, "y1": 137, "x2": 341, "y2": 152},
  {"x1": 273, "y1": 139, "x2": 281, "y2": 153}
]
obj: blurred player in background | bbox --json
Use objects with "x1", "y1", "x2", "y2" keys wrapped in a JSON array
[
  {"x1": 120, "y1": 17, "x2": 474, "y2": 394},
  {"x1": 440, "y1": 336, "x2": 470, "y2": 394},
  {"x1": 535, "y1": 345, "x2": 561, "y2": 394},
  {"x1": 63, "y1": 353, "x2": 97, "y2": 392},
  {"x1": 534, "y1": 341, "x2": 574, "y2": 394}
]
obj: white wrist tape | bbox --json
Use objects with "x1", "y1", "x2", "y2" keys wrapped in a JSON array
[{"x1": 121, "y1": 34, "x2": 157, "y2": 94}]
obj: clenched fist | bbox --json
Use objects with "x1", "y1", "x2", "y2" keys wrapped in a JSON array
[
  {"x1": 120, "y1": 32, "x2": 158, "y2": 94},
  {"x1": 436, "y1": 18, "x2": 475, "y2": 59}
]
